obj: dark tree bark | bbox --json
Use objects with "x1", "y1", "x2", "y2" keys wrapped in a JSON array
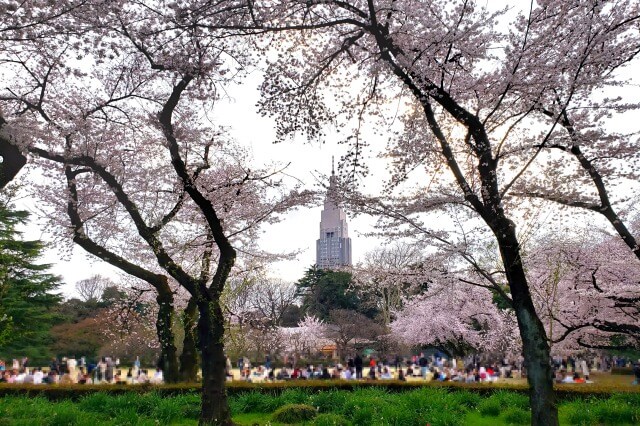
[
  {"x1": 493, "y1": 221, "x2": 557, "y2": 425},
  {"x1": 156, "y1": 282, "x2": 180, "y2": 383},
  {"x1": 198, "y1": 298, "x2": 232, "y2": 425},
  {"x1": 180, "y1": 296, "x2": 200, "y2": 382},
  {"x1": 159, "y1": 75, "x2": 237, "y2": 425},
  {"x1": 0, "y1": 115, "x2": 27, "y2": 188}
]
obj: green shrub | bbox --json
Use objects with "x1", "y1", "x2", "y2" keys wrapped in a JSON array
[
  {"x1": 313, "y1": 413, "x2": 351, "y2": 426},
  {"x1": 279, "y1": 388, "x2": 311, "y2": 405},
  {"x1": 272, "y1": 403, "x2": 317, "y2": 423},
  {"x1": 229, "y1": 391, "x2": 274, "y2": 413},
  {"x1": 447, "y1": 390, "x2": 482, "y2": 409},
  {"x1": 488, "y1": 390, "x2": 529, "y2": 410},
  {"x1": 502, "y1": 407, "x2": 530, "y2": 425},
  {"x1": 421, "y1": 409, "x2": 465, "y2": 426},
  {"x1": 593, "y1": 399, "x2": 638, "y2": 424},
  {"x1": 477, "y1": 398, "x2": 501, "y2": 416},
  {"x1": 609, "y1": 391, "x2": 640, "y2": 406},
  {"x1": 563, "y1": 401, "x2": 598, "y2": 426},
  {"x1": 309, "y1": 390, "x2": 347, "y2": 413},
  {"x1": 152, "y1": 396, "x2": 185, "y2": 423},
  {"x1": 347, "y1": 405, "x2": 375, "y2": 425}
]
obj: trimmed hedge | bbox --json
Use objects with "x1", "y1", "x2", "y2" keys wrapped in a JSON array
[
  {"x1": 611, "y1": 367, "x2": 634, "y2": 375},
  {"x1": 0, "y1": 379, "x2": 638, "y2": 401}
]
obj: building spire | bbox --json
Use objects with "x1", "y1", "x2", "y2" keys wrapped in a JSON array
[{"x1": 331, "y1": 155, "x2": 335, "y2": 176}]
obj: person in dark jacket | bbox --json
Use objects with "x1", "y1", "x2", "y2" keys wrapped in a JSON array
[{"x1": 354, "y1": 354, "x2": 363, "y2": 379}]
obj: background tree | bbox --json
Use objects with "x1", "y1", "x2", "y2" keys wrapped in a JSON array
[
  {"x1": 353, "y1": 243, "x2": 431, "y2": 326},
  {"x1": 296, "y1": 266, "x2": 377, "y2": 320},
  {"x1": 0, "y1": 196, "x2": 61, "y2": 362},
  {"x1": 75, "y1": 275, "x2": 112, "y2": 303},
  {"x1": 325, "y1": 309, "x2": 384, "y2": 360},
  {"x1": 526, "y1": 232, "x2": 640, "y2": 352}
]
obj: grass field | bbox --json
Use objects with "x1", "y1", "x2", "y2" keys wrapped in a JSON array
[{"x1": 0, "y1": 383, "x2": 639, "y2": 425}]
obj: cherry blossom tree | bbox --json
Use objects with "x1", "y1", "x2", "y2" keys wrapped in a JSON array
[
  {"x1": 0, "y1": 1, "x2": 311, "y2": 423},
  {"x1": 353, "y1": 242, "x2": 431, "y2": 326},
  {"x1": 280, "y1": 315, "x2": 328, "y2": 358},
  {"x1": 245, "y1": 1, "x2": 640, "y2": 422},
  {"x1": 526, "y1": 232, "x2": 640, "y2": 353},
  {"x1": 391, "y1": 280, "x2": 519, "y2": 357}
]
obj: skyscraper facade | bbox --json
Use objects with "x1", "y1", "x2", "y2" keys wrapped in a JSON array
[{"x1": 316, "y1": 164, "x2": 352, "y2": 269}]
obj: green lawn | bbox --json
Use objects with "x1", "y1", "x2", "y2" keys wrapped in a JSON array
[{"x1": 0, "y1": 384, "x2": 638, "y2": 425}]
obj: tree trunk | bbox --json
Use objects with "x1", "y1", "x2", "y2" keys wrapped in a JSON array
[
  {"x1": 180, "y1": 296, "x2": 200, "y2": 382},
  {"x1": 198, "y1": 299, "x2": 232, "y2": 426},
  {"x1": 156, "y1": 285, "x2": 180, "y2": 384},
  {"x1": 0, "y1": 114, "x2": 27, "y2": 188},
  {"x1": 495, "y1": 221, "x2": 558, "y2": 426}
]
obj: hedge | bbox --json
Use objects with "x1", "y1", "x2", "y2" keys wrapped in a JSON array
[
  {"x1": 611, "y1": 367, "x2": 634, "y2": 375},
  {"x1": 0, "y1": 380, "x2": 638, "y2": 401}
]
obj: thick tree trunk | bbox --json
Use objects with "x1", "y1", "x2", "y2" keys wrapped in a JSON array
[
  {"x1": 0, "y1": 115, "x2": 27, "y2": 188},
  {"x1": 198, "y1": 299, "x2": 232, "y2": 426},
  {"x1": 180, "y1": 296, "x2": 200, "y2": 382},
  {"x1": 495, "y1": 221, "x2": 558, "y2": 426},
  {"x1": 156, "y1": 285, "x2": 180, "y2": 384}
]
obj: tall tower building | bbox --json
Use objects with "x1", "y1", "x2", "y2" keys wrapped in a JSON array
[{"x1": 316, "y1": 160, "x2": 352, "y2": 269}]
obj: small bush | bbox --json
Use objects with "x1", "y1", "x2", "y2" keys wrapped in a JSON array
[
  {"x1": 313, "y1": 413, "x2": 351, "y2": 426},
  {"x1": 593, "y1": 399, "x2": 638, "y2": 424},
  {"x1": 309, "y1": 390, "x2": 347, "y2": 413},
  {"x1": 229, "y1": 391, "x2": 274, "y2": 413},
  {"x1": 272, "y1": 403, "x2": 317, "y2": 423},
  {"x1": 563, "y1": 401, "x2": 598, "y2": 426},
  {"x1": 447, "y1": 390, "x2": 482, "y2": 409},
  {"x1": 279, "y1": 388, "x2": 311, "y2": 405},
  {"x1": 478, "y1": 398, "x2": 501, "y2": 416},
  {"x1": 489, "y1": 390, "x2": 529, "y2": 410},
  {"x1": 347, "y1": 405, "x2": 375, "y2": 425},
  {"x1": 502, "y1": 407, "x2": 531, "y2": 425},
  {"x1": 421, "y1": 409, "x2": 465, "y2": 426}
]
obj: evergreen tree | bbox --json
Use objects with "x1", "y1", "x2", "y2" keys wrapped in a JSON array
[
  {"x1": 0, "y1": 197, "x2": 62, "y2": 362},
  {"x1": 296, "y1": 265, "x2": 378, "y2": 321}
]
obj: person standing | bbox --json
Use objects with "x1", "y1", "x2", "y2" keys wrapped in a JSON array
[
  {"x1": 580, "y1": 358, "x2": 590, "y2": 381},
  {"x1": 265, "y1": 354, "x2": 271, "y2": 371},
  {"x1": 419, "y1": 353, "x2": 429, "y2": 379},
  {"x1": 354, "y1": 354, "x2": 363, "y2": 379}
]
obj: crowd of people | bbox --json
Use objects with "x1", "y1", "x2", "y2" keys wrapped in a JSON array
[
  {"x1": 2, "y1": 353, "x2": 639, "y2": 385},
  {"x1": 232, "y1": 353, "x2": 640, "y2": 384},
  {"x1": 0, "y1": 356, "x2": 163, "y2": 385}
]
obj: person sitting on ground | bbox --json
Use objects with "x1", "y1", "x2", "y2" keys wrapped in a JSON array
[
  {"x1": 562, "y1": 372, "x2": 575, "y2": 383},
  {"x1": 554, "y1": 369, "x2": 564, "y2": 383},
  {"x1": 59, "y1": 368, "x2": 74, "y2": 385},
  {"x1": 136, "y1": 369, "x2": 149, "y2": 384},
  {"x1": 573, "y1": 372, "x2": 585, "y2": 383},
  {"x1": 380, "y1": 367, "x2": 393, "y2": 379},
  {"x1": 368, "y1": 366, "x2": 377, "y2": 380},
  {"x1": 341, "y1": 368, "x2": 353, "y2": 380},
  {"x1": 33, "y1": 368, "x2": 44, "y2": 385},
  {"x1": 152, "y1": 368, "x2": 163, "y2": 384},
  {"x1": 398, "y1": 369, "x2": 406, "y2": 381}
]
